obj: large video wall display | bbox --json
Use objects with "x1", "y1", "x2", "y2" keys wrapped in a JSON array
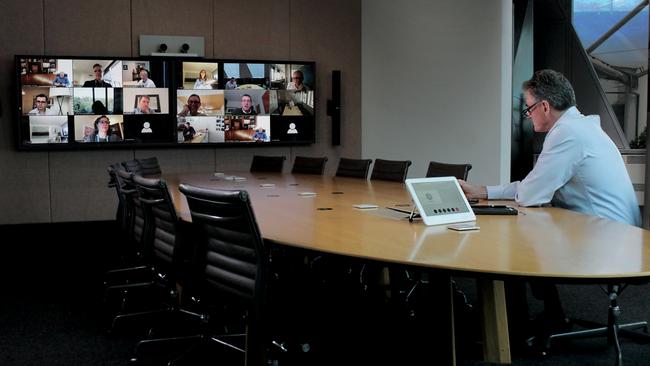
[{"x1": 16, "y1": 56, "x2": 315, "y2": 150}]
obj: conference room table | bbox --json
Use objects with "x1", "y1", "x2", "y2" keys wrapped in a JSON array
[{"x1": 164, "y1": 172, "x2": 650, "y2": 364}]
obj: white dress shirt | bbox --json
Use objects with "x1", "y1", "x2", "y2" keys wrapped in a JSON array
[
  {"x1": 487, "y1": 106, "x2": 641, "y2": 226},
  {"x1": 136, "y1": 78, "x2": 156, "y2": 88}
]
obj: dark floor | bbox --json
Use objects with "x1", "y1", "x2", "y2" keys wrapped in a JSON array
[{"x1": 2, "y1": 221, "x2": 650, "y2": 365}]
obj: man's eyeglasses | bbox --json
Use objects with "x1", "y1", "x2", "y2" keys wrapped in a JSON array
[{"x1": 521, "y1": 100, "x2": 542, "y2": 118}]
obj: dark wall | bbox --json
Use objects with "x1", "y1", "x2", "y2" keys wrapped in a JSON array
[{"x1": 0, "y1": 0, "x2": 361, "y2": 224}]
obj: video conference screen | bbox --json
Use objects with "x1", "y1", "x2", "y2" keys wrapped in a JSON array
[{"x1": 15, "y1": 56, "x2": 315, "y2": 149}]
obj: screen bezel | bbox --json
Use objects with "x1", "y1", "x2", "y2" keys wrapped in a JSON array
[
  {"x1": 14, "y1": 55, "x2": 316, "y2": 151},
  {"x1": 405, "y1": 177, "x2": 476, "y2": 226}
]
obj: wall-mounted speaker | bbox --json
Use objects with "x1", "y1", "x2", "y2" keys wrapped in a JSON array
[{"x1": 327, "y1": 70, "x2": 341, "y2": 145}]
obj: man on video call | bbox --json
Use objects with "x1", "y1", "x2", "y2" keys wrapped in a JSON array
[
  {"x1": 232, "y1": 94, "x2": 257, "y2": 115},
  {"x1": 136, "y1": 69, "x2": 156, "y2": 88},
  {"x1": 28, "y1": 94, "x2": 56, "y2": 115},
  {"x1": 83, "y1": 64, "x2": 112, "y2": 87},
  {"x1": 459, "y1": 69, "x2": 640, "y2": 340},
  {"x1": 178, "y1": 94, "x2": 206, "y2": 116},
  {"x1": 287, "y1": 70, "x2": 310, "y2": 92},
  {"x1": 133, "y1": 95, "x2": 155, "y2": 114}
]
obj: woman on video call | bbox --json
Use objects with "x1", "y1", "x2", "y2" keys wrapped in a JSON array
[
  {"x1": 193, "y1": 69, "x2": 213, "y2": 89},
  {"x1": 84, "y1": 115, "x2": 122, "y2": 142}
]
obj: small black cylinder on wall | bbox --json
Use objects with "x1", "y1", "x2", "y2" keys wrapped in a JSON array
[{"x1": 327, "y1": 70, "x2": 341, "y2": 146}]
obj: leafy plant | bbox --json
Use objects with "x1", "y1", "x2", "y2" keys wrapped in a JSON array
[{"x1": 630, "y1": 126, "x2": 647, "y2": 149}]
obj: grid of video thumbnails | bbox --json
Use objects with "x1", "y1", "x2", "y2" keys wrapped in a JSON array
[
  {"x1": 174, "y1": 61, "x2": 314, "y2": 144},
  {"x1": 19, "y1": 57, "x2": 315, "y2": 147},
  {"x1": 19, "y1": 58, "x2": 173, "y2": 145}
]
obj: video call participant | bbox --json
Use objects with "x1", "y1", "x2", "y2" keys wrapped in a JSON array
[
  {"x1": 84, "y1": 115, "x2": 122, "y2": 142},
  {"x1": 83, "y1": 64, "x2": 112, "y2": 87},
  {"x1": 193, "y1": 70, "x2": 213, "y2": 89},
  {"x1": 287, "y1": 70, "x2": 310, "y2": 92},
  {"x1": 53, "y1": 71, "x2": 70, "y2": 87},
  {"x1": 253, "y1": 127, "x2": 268, "y2": 142},
  {"x1": 182, "y1": 121, "x2": 196, "y2": 142},
  {"x1": 459, "y1": 69, "x2": 641, "y2": 341},
  {"x1": 134, "y1": 95, "x2": 155, "y2": 114},
  {"x1": 225, "y1": 77, "x2": 238, "y2": 90},
  {"x1": 178, "y1": 94, "x2": 206, "y2": 116},
  {"x1": 28, "y1": 94, "x2": 56, "y2": 115},
  {"x1": 136, "y1": 69, "x2": 156, "y2": 87},
  {"x1": 232, "y1": 94, "x2": 256, "y2": 115}
]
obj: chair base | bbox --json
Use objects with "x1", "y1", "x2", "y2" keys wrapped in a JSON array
[{"x1": 528, "y1": 284, "x2": 650, "y2": 366}]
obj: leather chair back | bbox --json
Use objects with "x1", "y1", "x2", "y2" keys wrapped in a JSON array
[
  {"x1": 370, "y1": 159, "x2": 412, "y2": 182},
  {"x1": 335, "y1": 158, "x2": 373, "y2": 179},
  {"x1": 291, "y1": 156, "x2": 328, "y2": 175}
]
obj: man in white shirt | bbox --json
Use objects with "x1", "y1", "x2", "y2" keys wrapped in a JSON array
[
  {"x1": 460, "y1": 69, "x2": 640, "y2": 226},
  {"x1": 28, "y1": 94, "x2": 57, "y2": 115},
  {"x1": 286, "y1": 70, "x2": 310, "y2": 92},
  {"x1": 460, "y1": 69, "x2": 641, "y2": 341},
  {"x1": 136, "y1": 69, "x2": 156, "y2": 88}
]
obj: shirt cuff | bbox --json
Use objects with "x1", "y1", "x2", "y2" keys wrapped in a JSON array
[{"x1": 486, "y1": 183, "x2": 517, "y2": 200}]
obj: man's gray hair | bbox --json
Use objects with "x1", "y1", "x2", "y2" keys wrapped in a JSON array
[{"x1": 522, "y1": 69, "x2": 576, "y2": 111}]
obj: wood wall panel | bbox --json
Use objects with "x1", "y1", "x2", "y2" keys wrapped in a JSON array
[
  {"x1": 131, "y1": 0, "x2": 214, "y2": 58},
  {"x1": 213, "y1": 0, "x2": 290, "y2": 60},
  {"x1": 290, "y1": 0, "x2": 362, "y2": 175},
  {"x1": 0, "y1": 0, "x2": 51, "y2": 224},
  {"x1": 49, "y1": 150, "x2": 133, "y2": 222},
  {"x1": 44, "y1": 0, "x2": 132, "y2": 57}
]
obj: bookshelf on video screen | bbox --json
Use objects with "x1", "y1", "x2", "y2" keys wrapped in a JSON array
[{"x1": 16, "y1": 56, "x2": 315, "y2": 149}]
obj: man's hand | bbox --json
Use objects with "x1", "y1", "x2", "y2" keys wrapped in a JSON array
[{"x1": 458, "y1": 179, "x2": 488, "y2": 199}]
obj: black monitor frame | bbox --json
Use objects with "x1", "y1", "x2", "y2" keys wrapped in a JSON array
[{"x1": 14, "y1": 55, "x2": 316, "y2": 151}]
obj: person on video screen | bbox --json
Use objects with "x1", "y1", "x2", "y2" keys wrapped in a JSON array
[
  {"x1": 183, "y1": 121, "x2": 196, "y2": 142},
  {"x1": 91, "y1": 100, "x2": 108, "y2": 115},
  {"x1": 136, "y1": 69, "x2": 156, "y2": 88},
  {"x1": 84, "y1": 115, "x2": 122, "y2": 142},
  {"x1": 287, "y1": 122, "x2": 298, "y2": 134},
  {"x1": 286, "y1": 70, "x2": 310, "y2": 92},
  {"x1": 83, "y1": 64, "x2": 112, "y2": 87},
  {"x1": 53, "y1": 71, "x2": 70, "y2": 87},
  {"x1": 232, "y1": 94, "x2": 257, "y2": 115},
  {"x1": 225, "y1": 77, "x2": 238, "y2": 90},
  {"x1": 253, "y1": 127, "x2": 268, "y2": 142},
  {"x1": 28, "y1": 94, "x2": 56, "y2": 116},
  {"x1": 134, "y1": 95, "x2": 155, "y2": 114},
  {"x1": 178, "y1": 94, "x2": 206, "y2": 116},
  {"x1": 193, "y1": 69, "x2": 213, "y2": 89}
]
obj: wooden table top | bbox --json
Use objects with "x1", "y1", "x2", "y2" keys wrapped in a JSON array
[{"x1": 165, "y1": 172, "x2": 650, "y2": 280}]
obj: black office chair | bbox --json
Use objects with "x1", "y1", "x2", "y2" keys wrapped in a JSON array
[
  {"x1": 107, "y1": 163, "x2": 130, "y2": 239},
  {"x1": 123, "y1": 157, "x2": 162, "y2": 178},
  {"x1": 335, "y1": 157, "x2": 373, "y2": 179},
  {"x1": 370, "y1": 159, "x2": 412, "y2": 182},
  {"x1": 133, "y1": 184, "x2": 274, "y2": 366},
  {"x1": 250, "y1": 155, "x2": 286, "y2": 173},
  {"x1": 291, "y1": 156, "x2": 328, "y2": 175},
  {"x1": 105, "y1": 175, "x2": 183, "y2": 330},
  {"x1": 425, "y1": 161, "x2": 472, "y2": 180}
]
